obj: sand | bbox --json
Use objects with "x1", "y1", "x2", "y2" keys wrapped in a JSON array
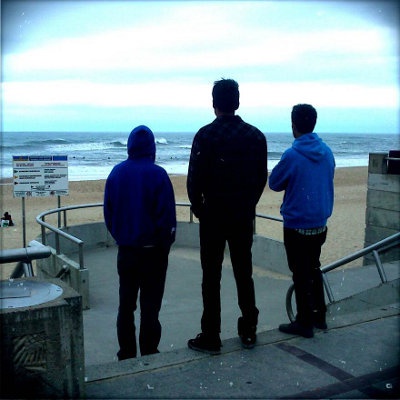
[{"x1": 0, "y1": 167, "x2": 368, "y2": 279}]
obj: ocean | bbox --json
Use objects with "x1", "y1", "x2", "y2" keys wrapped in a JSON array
[{"x1": 1, "y1": 131, "x2": 399, "y2": 182}]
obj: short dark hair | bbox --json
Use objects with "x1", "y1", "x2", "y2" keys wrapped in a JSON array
[
  {"x1": 212, "y1": 78, "x2": 240, "y2": 113},
  {"x1": 291, "y1": 104, "x2": 317, "y2": 134}
]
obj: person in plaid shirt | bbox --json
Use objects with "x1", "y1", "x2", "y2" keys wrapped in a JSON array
[{"x1": 187, "y1": 79, "x2": 268, "y2": 354}]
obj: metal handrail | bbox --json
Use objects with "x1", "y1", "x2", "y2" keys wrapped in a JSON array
[
  {"x1": 0, "y1": 240, "x2": 52, "y2": 278},
  {"x1": 35, "y1": 202, "x2": 282, "y2": 270},
  {"x1": 285, "y1": 231, "x2": 400, "y2": 322}
]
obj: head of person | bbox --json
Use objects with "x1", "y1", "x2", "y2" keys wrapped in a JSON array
[
  {"x1": 291, "y1": 104, "x2": 317, "y2": 137},
  {"x1": 212, "y1": 78, "x2": 240, "y2": 115},
  {"x1": 127, "y1": 125, "x2": 156, "y2": 161}
]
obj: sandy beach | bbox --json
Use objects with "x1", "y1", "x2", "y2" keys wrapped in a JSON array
[{"x1": 0, "y1": 167, "x2": 367, "y2": 279}]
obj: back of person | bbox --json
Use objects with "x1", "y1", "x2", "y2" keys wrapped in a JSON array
[
  {"x1": 104, "y1": 126, "x2": 176, "y2": 248},
  {"x1": 269, "y1": 104, "x2": 335, "y2": 339},
  {"x1": 104, "y1": 125, "x2": 176, "y2": 360},
  {"x1": 197, "y1": 116, "x2": 268, "y2": 220},
  {"x1": 187, "y1": 78, "x2": 268, "y2": 354},
  {"x1": 272, "y1": 132, "x2": 335, "y2": 229}
]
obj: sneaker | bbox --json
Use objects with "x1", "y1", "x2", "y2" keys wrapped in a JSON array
[
  {"x1": 313, "y1": 311, "x2": 327, "y2": 330},
  {"x1": 117, "y1": 350, "x2": 136, "y2": 361},
  {"x1": 237, "y1": 317, "x2": 257, "y2": 349},
  {"x1": 188, "y1": 333, "x2": 221, "y2": 355},
  {"x1": 279, "y1": 321, "x2": 314, "y2": 338},
  {"x1": 314, "y1": 320, "x2": 328, "y2": 330}
]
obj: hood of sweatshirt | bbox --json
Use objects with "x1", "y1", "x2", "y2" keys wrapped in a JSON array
[
  {"x1": 292, "y1": 132, "x2": 327, "y2": 162},
  {"x1": 127, "y1": 125, "x2": 156, "y2": 161}
]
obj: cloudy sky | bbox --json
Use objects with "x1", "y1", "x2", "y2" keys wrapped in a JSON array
[{"x1": 2, "y1": 0, "x2": 399, "y2": 134}]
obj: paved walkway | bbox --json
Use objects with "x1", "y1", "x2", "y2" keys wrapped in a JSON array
[{"x1": 80, "y1": 245, "x2": 399, "y2": 398}]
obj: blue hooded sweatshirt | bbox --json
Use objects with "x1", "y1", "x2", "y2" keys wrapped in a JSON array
[
  {"x1": 269, "y1": 132, "x2": 335, "y2": 229},
  {"x1": 104, "y1": 125, "x2": 176, "y2": 247}
]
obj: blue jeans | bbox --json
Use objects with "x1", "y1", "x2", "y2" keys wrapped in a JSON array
[
  {"x1": 284, "y1": 227, "x2": 327, "y2": 327},
  {"x1": 199, "y1": 215, "x2": 259, "y2": 335},
  {"x1": 116, "y1": 245, "x2": 169, "y2": 359}
]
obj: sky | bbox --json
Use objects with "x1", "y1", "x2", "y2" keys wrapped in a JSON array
[{"x1": 1, "y1": 0, "x2": 399, "y2": 134}]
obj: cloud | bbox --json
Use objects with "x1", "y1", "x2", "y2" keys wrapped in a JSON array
[
  {"x1": 2, "y1": 0, "x2": 399, "y2": 133},
  {"x1": 3, "y1": 79, "x2": 398, "y2": 111}
]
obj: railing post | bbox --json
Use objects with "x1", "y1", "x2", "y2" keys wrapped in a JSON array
[
  {"x1": 322, "y1": 273, "x2": 335, "y2": 303},
  {"x1": 372, "y1": 250, "x2": 388, "y2": 283},
  {"x1": 55, "y1": 233, "x2": 61, "y2": 255},
  {"x1": 41, "y1": 225, "x2": 46, "y2": 245},
  {"x1": 78, "y1": 242, "x2": 84, "y2": 270},
  {"x1": 22, "y1": 262, "x2": 34, "y2": 277}
]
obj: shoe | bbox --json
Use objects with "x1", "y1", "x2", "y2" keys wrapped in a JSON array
[
  {"x1": 279, "y1": 321, "x2": 314, "y2": 338},
  {"x1": 188, "y1": 333, "x2": 221, "y2": 355},
  {"x1": 314, "y1": 321, "x2": 328, "y2": 330},
  {"x1": 117, "y1": 351, "x2": 136, "y2": 361},
  {"x1": 313, "y1": 311, "x2": 327, "y2": 330},
  {"x1": 237, "y1": 317, "x2": 257, "y2": 349}
]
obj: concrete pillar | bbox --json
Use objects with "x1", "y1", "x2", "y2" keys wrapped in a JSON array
[
  {"x1": 364, "y1": 153, "x2": 400, "y2": 264},
  {"x1": 0, "y1": 278, "x2": 85, "y2": 398}
]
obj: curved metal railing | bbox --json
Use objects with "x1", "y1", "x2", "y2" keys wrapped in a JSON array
[
  {"x1": 35, "y1": 201, "x2": 399, "y2": 320},
  {"x1": 285, "y1": 231, "x2": 400, "y2": 322},
  {"x1": 35, "y1": 202, "x2": 283, "y2": 270}
]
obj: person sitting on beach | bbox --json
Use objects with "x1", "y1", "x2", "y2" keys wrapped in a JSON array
[
  {"x1": 1, "y1": 212, "x2": 14, "y2": 226},
  {"x1": 186, "y1": 78, "x2": 268, "y2": 354},
  {"x1": 269, "y1": 104, "x2": 335, "y2": 338},
  {"x1": 104, "y1": 125, "x2": 177, "y2": 360}
]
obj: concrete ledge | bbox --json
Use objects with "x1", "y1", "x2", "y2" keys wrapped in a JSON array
[{"x1": 85, "y1": 278, "x2": 400, "y2": 384}]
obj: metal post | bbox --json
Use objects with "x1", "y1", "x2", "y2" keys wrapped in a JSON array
[
  {"x1": 22, "y1": 262, "x2": 34, "y2": 277},
  {"x1": 22, "y1": 197, "x2": 26, "y2": 247},
  {"x1": 55, "y1": 233, "x2": 60, "y2": 255},
  {"x1": 373, "y1": 250, "x2": 388, "y2": 283},
  {"x1": 322, "y1": 273, "x2": 335, "y2": 303},
  {"x1": 58, "y1": 196, "x2": 61, "y2": 228},
  {"x1": 78, "y1": 242, "x2": 84, "y2": 270}
]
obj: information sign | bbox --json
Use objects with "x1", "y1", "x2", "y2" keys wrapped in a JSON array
[{"x1": 13, "y1": 155, "x2": 69, "y2": 198}]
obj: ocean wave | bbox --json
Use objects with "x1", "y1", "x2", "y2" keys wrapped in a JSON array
[
  {"x1": 109, "y1": 140, "x2": 126, "y2": 148},
  {"x1": 156, "y1": 138, "x2": 168, "y2": 145},
  {"x1": 1, "y1": 138, "x2": 71, "y2": 149}
]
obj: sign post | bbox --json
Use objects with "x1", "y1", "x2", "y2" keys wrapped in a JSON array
[{"x1": 12, "y1": 156, "x2": 69, "y2": 247}]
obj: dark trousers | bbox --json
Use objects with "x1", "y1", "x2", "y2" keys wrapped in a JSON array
[
  {"x1": 199, "y1": 215, "x2": 259, "y2": 335},
  {"x1": 284, "y1": 228, "x2": 327, "y2": 327},
  {"x1": 116, "y1": 245, "x2": 169, "y2": 359}
]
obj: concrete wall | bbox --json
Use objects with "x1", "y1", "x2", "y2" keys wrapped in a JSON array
[
  {"x1": 36, "y1": 221, "x2": 289, "y2": 310},
  {"x1": 364, "y1": 153, "x2": 400, "y2": 264},
  {"x1": 174, "y1": 221, "x2": 290, "y2": 275}
]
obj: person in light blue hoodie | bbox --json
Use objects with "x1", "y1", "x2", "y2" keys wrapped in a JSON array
[
  {"x1": 269, "y1": 104, "x2": 335, "y2": 338},
  {"x1": 104, "y1": 125, "x2": 176, "y2": 360}
]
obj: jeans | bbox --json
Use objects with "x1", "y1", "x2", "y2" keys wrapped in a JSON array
[
  {"x1": 284, "y1": 227, "x2": 327, "y2": 327},
  {"x1": 116, "y1": 245, "x2": 169, "y2": 359},
  {"x1": 199, "y1": 215, "x2": 259, "y2": 335}
]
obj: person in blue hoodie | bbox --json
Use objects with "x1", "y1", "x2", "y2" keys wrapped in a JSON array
[
  {"x1": 104, "y1": 125, "x2": 176, "y2": 360},
  {"x1": 269, "y1": 104, "x2": 335, "y2": 338}
]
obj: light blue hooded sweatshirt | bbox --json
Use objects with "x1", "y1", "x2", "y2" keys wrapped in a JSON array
[
  {"x1": 104, "y1": 125, "x2": 176, "y2": 247},
  {"x1": 269, "y1": 132, "x2": 335, "y2": 229}
]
